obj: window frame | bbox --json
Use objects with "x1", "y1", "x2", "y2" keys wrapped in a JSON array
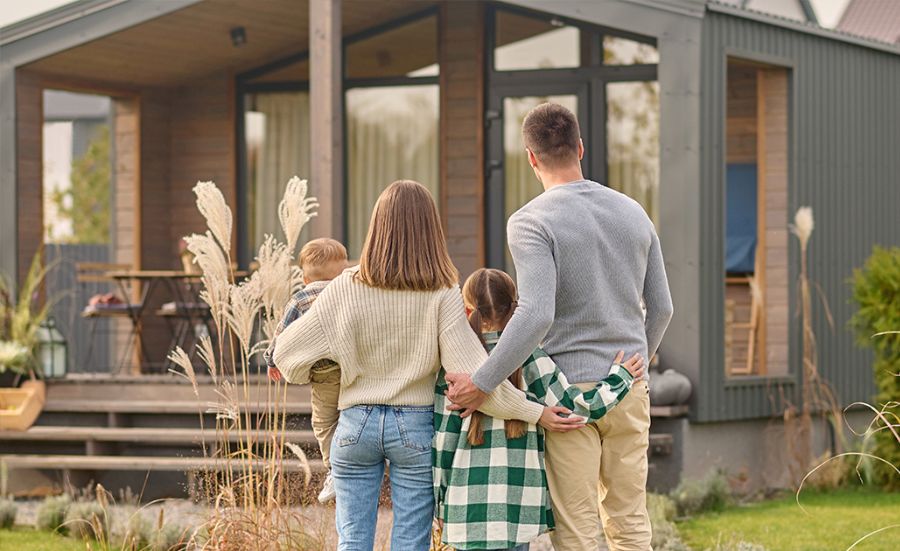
[
  {"x1": 720, "y1": 48, "x2": 797, "y2": 386},
  {"x1": 234, "y1": 6, "x2": 440, "y2": 266},
  {"x1": 483, "y1": 3, "x2": 659, "y2": 268}
]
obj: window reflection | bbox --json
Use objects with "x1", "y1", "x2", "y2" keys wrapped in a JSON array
[
  {"x1": 607, "y1": 82, "x2": 659, "y2": 225},
  {"x1": 503, "y1": 94, "x2": 578, "y2": 273},
  {"x1": 603, "y1": 35, "x2": 659, "y2": 65},
  {"x1": 346, "y1": 15, "x2": 439, "y2": 79},
  {"x1": 495, "y1": 10, "x2": 580, "y2": 71},
  {"x1": 346, "y1": 85, "x2": 439, "y2": 258}
]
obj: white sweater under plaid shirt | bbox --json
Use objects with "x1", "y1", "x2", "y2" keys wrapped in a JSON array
[{"x1": 272, "y1": 268, "x2": 544, "y2": 423}]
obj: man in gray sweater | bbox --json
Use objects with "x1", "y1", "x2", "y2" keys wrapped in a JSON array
[{"x1": 446, "y1": 103, "x2": 673, "y2": 550}]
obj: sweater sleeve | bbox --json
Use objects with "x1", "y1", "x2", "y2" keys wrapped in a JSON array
[
  {"x1": 644, "y1": 230, "x2": 674, "y2": 360},
  {"x1": 525, "y1": 353, "x2": 633, "y2": 423},
  {"x1": 438, "y1": 289, "x2": 545, "y2": 424},
  {"x1": 272, "y1": 304, "x2": 332, "y2": 385},
  {"x1": 472, "y1": 213, "x2": 557, "y2": 393}
]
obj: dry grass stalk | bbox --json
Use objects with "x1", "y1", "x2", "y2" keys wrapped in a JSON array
[
  {"x1": 167, "y1": 178, "x2": 321, "y2": 550},
  {"x1": 784, "y1": 207, "x2": 843, "y2": 487}
]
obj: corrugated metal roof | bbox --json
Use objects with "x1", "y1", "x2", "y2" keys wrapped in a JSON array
[
  {"x1": 707, "y1": 0, "x2": 900, "y2": 55},
  {"x1": 837, "y1": 0, "x2": 900, "y2": 44}
]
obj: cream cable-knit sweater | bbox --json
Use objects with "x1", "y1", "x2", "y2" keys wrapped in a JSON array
[{"x1": 272, "y1": 269, "x2": 545, "y2": 424}]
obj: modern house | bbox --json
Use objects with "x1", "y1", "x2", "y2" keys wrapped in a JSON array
[{"x1": 1, "y1": 0, "x2": 898, "y2": 495}]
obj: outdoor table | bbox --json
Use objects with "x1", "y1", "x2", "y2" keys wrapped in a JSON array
[{"x1": 105, "y1": 270, "x2": 249, "y2": 373}]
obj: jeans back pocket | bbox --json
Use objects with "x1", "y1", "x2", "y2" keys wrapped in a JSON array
[
  {"x1": 395, "y1": 407, "x2": 435, "y2": 452},
  {"x1": 335, "y1": 406, "x2": 373, "y2": 447}
]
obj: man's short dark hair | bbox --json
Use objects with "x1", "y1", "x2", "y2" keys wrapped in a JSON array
[{"x1": 521, "y1": 103, "x2": 581, "y2": 168}]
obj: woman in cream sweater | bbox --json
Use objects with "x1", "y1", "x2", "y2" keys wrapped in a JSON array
[{"x1": 273, "y1": 180, "x2": 581, "y2": 551}]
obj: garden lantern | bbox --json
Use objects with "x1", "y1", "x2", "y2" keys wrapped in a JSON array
[{"x1": 37, "y1": 318, "x2": 67, "y2": 378}]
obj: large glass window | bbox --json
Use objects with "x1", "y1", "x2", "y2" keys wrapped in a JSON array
[
  {"x1": 503, "y1": 94, "x2": 578, "y2": 273},
  {"x1": 238, "y1": 11, "x2": 438, "y2": 262},
  {"x1": 243, "y1": 92, "x2": 311, "y2": 250},
  {"x1": 494, "y1": 10, "x2": 580, "y2": 71},
  {"x1": 603, "y1": 36, "x2": 659, "y2": 65},
  {"x1": 346, "y1": 85, "x2": 439, "y2": 258},
  {"x1": 486, "y1": 6, "x2": 659, "y2": 270},
  {"x1": 344, "y1": 13, "x2": 439, "y2": 258},
  {"x1": 607, "y1": 81, "x2": 660, "y2": 225}
]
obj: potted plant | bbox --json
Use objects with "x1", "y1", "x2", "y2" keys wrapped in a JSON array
[{"x1": 0, "y1": 251, "x2": 56, "y2": 430}]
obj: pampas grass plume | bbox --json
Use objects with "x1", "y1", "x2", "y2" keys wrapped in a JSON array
[
  {"x1": 279, "y1": 177, "x2": 318, "y2": 255},
  {"x1": 193, "y1": 181, "x2": 233, "y2": 252},
  {"x1": 791, "y1": 206, "x2": 814, "y2": 248}
]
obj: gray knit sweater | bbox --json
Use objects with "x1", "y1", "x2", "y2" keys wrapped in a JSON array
[{"x1": 473, "y1": 179, "x2": 674, "y2": 392}]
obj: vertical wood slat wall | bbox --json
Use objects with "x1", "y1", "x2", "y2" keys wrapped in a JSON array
[
  {"x1": 760, "y1": 69, "x2": 789, "y2": 376},
  {"x1": 14, "y1": 70, "x2": 43, "y2": 286},
  {"x1": 440, "y1": 1, "x2": 485, "y2": 279}
]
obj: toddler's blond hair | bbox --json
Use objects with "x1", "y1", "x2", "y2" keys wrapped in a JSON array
[{"x1": 300, "y1": 238, "x2": 348, "y2": 282}]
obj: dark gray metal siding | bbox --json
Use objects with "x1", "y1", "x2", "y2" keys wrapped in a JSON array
[{"x1": 697, "y1": 11, "x2": 900, "y2": 422}]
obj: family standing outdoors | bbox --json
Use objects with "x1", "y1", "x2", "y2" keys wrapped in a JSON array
[{"x1": 266, "y1": 103, "x2": 674, "y2": 551}]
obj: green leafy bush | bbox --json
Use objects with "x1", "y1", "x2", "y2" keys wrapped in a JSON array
[
  {"x1": 0, "y1": 497, "x2": 17, "y2": 529},
  {"x1": 36, "y1": 494, "x2": 71, "y2": 533},
  {"x1": 670, "y1": 470, "x2": 731, "y2": 517},
  {"x1": 850, "y1": 245, "x2": 900, "y2": 490}
]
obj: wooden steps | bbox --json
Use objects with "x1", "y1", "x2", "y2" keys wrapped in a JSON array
[
  {"x1": 42, "y1": 399, "x2": 312, "y2": 415},
  {"x1": 0, "y1": 426, "x2": 316, "y2": 445},
  {"x1": 0, "y1": 454, "x2": 324, "y2": 473}
]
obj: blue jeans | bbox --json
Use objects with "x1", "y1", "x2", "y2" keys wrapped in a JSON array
[{"x1": 331, "y1": 405, "x2": 434, "y2": 551}]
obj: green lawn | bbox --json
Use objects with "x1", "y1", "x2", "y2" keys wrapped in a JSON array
[
  {"x1": 677, "y1": 489, "x2": 900, "y2": 551},
  {"x1": 0, "y1": 528, "x2": 82, "y2": 551}
]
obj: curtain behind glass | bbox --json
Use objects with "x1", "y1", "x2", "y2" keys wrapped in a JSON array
[
  {"x1": 247, "y1": 92, "x2": 311, "y2": 253},
  {"x1": 346, "y1": 85, "x2": 439, "y2": 258}
]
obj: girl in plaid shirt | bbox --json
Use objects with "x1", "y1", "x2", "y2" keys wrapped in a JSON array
[{"x1": 434, "y1": 269, "x2": 644, "y2": 550}]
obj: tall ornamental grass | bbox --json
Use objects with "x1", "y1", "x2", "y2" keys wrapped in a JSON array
[{"x1": 168, "y1": 178, "x2": 321, "y2": 549}]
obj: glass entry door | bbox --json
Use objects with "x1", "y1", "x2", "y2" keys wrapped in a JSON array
[{"x1": 485, "y1": 85, "x2": 588, "y2": 271}]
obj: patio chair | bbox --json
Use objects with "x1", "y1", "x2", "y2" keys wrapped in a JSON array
[{"x1": 76, "y1": 262, "x2": 144, "y2": 373}]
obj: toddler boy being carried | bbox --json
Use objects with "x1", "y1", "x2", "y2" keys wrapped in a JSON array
[{"x1": 265, "y1": 238, "x2": 348, "y2": 503}]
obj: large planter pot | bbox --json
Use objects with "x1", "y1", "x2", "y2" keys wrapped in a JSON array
[
  {"x1": 0, "y1": 380, "x2": 45, "y2": 431},
  {"x1": 648, "y1": 368, "x2": 692, "y2": 406}
]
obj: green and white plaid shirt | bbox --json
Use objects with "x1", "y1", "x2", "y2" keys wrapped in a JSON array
[{"x1": 433, "y1": 331, "x2": 635, "y2": 550}]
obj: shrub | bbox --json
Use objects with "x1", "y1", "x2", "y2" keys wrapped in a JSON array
[
  {"x1": 850, "y1": 245, "x2": 900, "y2": 490},
  {"x1": 148, "y1": 521, "x2": 190, "y2": 551},
  {"x1": 0, "y1": 497, "x2": 17, "y2": 529},
  {"x1": 65, "y1": 501, "x2": 108, "y2": 540},
  {"x1": 647, "y1": 493, "x2": 688, "y2": 551},
  {"x1": 670, "y1": 470, "x2": 731, "y2": 517},
  {"x1": 36, "y1": 494, "x2": 71, "y2": 533}
]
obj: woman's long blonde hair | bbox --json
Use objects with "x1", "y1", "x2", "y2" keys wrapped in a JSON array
[
  {"x1": 462, "y1": 268, "x2": 527, "y2": 446},
  {"x1": 356, "y1": 180, "x2": 458, "y2": 291}
]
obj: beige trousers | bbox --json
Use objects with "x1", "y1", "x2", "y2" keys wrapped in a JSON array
[
  {"x1": 310, "y1": 368, "x2": 341, "y2": 469},
  {"x1": 544, "y1": 381, "x2": 651, "y2": 551}
]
